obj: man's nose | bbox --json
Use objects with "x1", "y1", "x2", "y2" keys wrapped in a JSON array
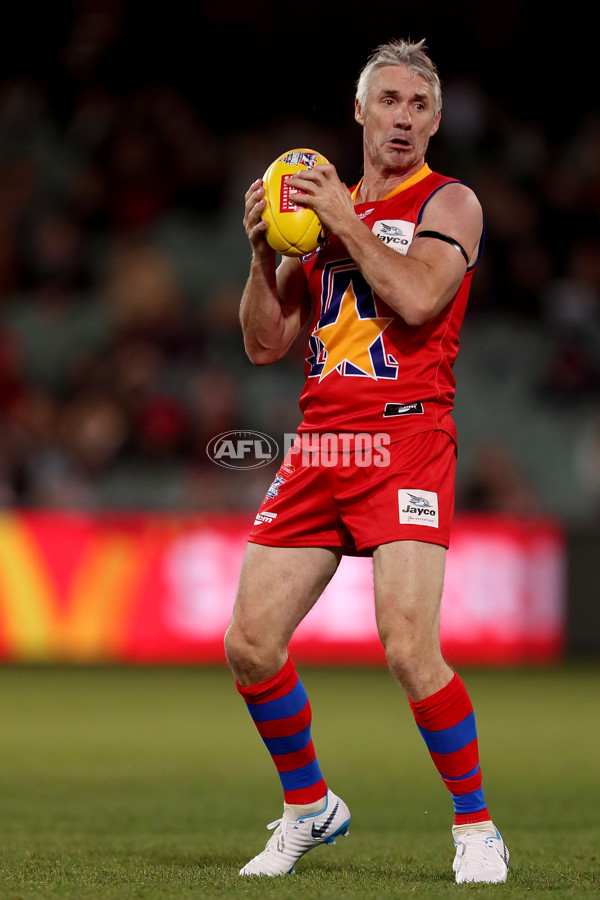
[{"x1": 394, "y1": 103, "x2": 412, "y2": 128}]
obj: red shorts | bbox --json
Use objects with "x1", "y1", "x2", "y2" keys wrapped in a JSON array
[{"x1": 248, "y1": 429, "x2": 456, "y2": 555}]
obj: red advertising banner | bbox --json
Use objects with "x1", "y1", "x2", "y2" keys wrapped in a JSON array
[{"x1": 0, "y1": 511, "x2": 565, "y2": 665}]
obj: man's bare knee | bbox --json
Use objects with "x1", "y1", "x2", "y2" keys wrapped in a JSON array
[
  {"x1": 381, "y1": 628, "x2": 451, "y2": 699},
  {"x1": 226, "y1": 543, "x2": 341, "y2": 685},
  {"x1": 374, "y1": 541, "x2": 451, "y2": 698},
  {"x1": 224, "y1": 619, "x2": 285, "y2": 685},
  {"x1": 383, "y1": 631, "x2": 422, "y2": 685}
]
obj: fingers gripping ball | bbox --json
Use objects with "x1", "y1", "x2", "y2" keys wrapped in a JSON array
[{"x1": 262, "y1": 148, "x2": 329, "y2": 257}]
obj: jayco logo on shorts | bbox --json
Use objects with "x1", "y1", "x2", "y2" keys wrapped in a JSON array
[
  {"x1": 398, "y1": 489, "x2": 439, "y2": 527},
  {"x1": 206, "y1": 431, "x2": 279, "y2": 469}
]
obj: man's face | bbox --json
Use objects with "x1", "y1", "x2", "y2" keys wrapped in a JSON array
[{"x1": 355, "y1": 64, "x2": 441, "y2": 174}]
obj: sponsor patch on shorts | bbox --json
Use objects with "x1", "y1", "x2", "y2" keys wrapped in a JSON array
[
  {"x1": 398, "y1": 489, "x2": 439, "y2": 527},
  {"x1": 254, "y1": 511, "x2": 278, "y2": 526}
]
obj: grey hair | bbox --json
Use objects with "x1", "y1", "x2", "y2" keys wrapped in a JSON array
[{"x1": 355, "y1": 39, "x2": 442, "y2": 114}]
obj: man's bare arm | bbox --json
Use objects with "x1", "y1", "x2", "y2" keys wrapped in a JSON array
[
  {"x1": 287, "y1": 167, "x2": 482, "y2": 327},
  {"x1": 240, "y1": 180, "x2": 311, "y2": 365}
]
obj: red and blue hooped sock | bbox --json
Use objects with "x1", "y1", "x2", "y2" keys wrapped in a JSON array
[
  {"x1": 236, "y1": 656, "x2": 327, "y2": 806},
  {"x1": 409, "y1": 673, "x2": 490, "y2": 825}
]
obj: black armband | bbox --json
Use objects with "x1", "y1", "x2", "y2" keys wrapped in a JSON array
[{"x1": 414, "y1": 230, "x2": 469, "y2": 265}]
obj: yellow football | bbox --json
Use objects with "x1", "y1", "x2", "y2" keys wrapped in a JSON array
[{"x1": 262, "y1": 148, "x2": 329, "y2": 257}]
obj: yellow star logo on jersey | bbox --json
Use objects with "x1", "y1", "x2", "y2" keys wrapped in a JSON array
[{"x1": 312, "y1": 283, "x2": 394, "y2": 380}]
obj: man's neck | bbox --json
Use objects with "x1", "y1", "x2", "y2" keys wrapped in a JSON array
[{"x1": 356, "y1": 159, "x2": 429, "y2": 203}]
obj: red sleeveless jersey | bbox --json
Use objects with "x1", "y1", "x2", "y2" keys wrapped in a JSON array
[{"x1": 297, "y1": 165, "x2": 479, "y2": 444}]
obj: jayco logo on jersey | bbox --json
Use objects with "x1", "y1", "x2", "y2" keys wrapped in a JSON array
[
  {"x1": 398, "y1": 489, "x2": 439, "y2": 527},
  {"x1": 372, "y1": 220, "x2": 415, "y2": 255}
]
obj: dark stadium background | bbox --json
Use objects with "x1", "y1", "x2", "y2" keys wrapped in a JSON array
[{"x1": 0, "y1": 1, "x2": 598, "y2": 654}]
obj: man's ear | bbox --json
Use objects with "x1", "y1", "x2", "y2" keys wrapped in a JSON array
[
  {"x1": 354, "y1": 97, "x2": 364, "y2": 126},
  {"x1": 430, "y1": 109, "x2": 442, "y2": 137}
]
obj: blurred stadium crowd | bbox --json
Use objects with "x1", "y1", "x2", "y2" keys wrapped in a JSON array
[{"x1": 0, "y1": 2, "x2": 599, "y2": 520}]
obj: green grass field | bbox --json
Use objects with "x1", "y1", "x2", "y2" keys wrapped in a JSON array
[{"x1": 0, "y1": 663, "x2": 597, "y2": 899}]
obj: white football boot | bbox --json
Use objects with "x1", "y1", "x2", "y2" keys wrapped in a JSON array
[
  {"x1": 239, "y1": 789, "x2": 351, "y2": 876},
  {"x1": 452, "y1": 821, "x2": 510, "y2": 883}
]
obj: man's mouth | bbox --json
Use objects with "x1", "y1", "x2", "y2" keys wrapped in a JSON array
[{"x1": 386, "y1": 136, "x2": 412, "y2": 150}]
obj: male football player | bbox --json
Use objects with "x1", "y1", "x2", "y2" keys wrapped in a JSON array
[{"x1": 225, "y1": 38, "x2": 509, "y2": 884}]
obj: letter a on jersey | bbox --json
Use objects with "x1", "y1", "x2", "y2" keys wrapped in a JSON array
[{"x1": 312, "y1": 282, "x2": 393, "y2": 380}]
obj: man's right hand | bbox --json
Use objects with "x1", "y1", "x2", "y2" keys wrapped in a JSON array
[{"x1": 243, "y1": 179, "x2": 274, "y2": 258}]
